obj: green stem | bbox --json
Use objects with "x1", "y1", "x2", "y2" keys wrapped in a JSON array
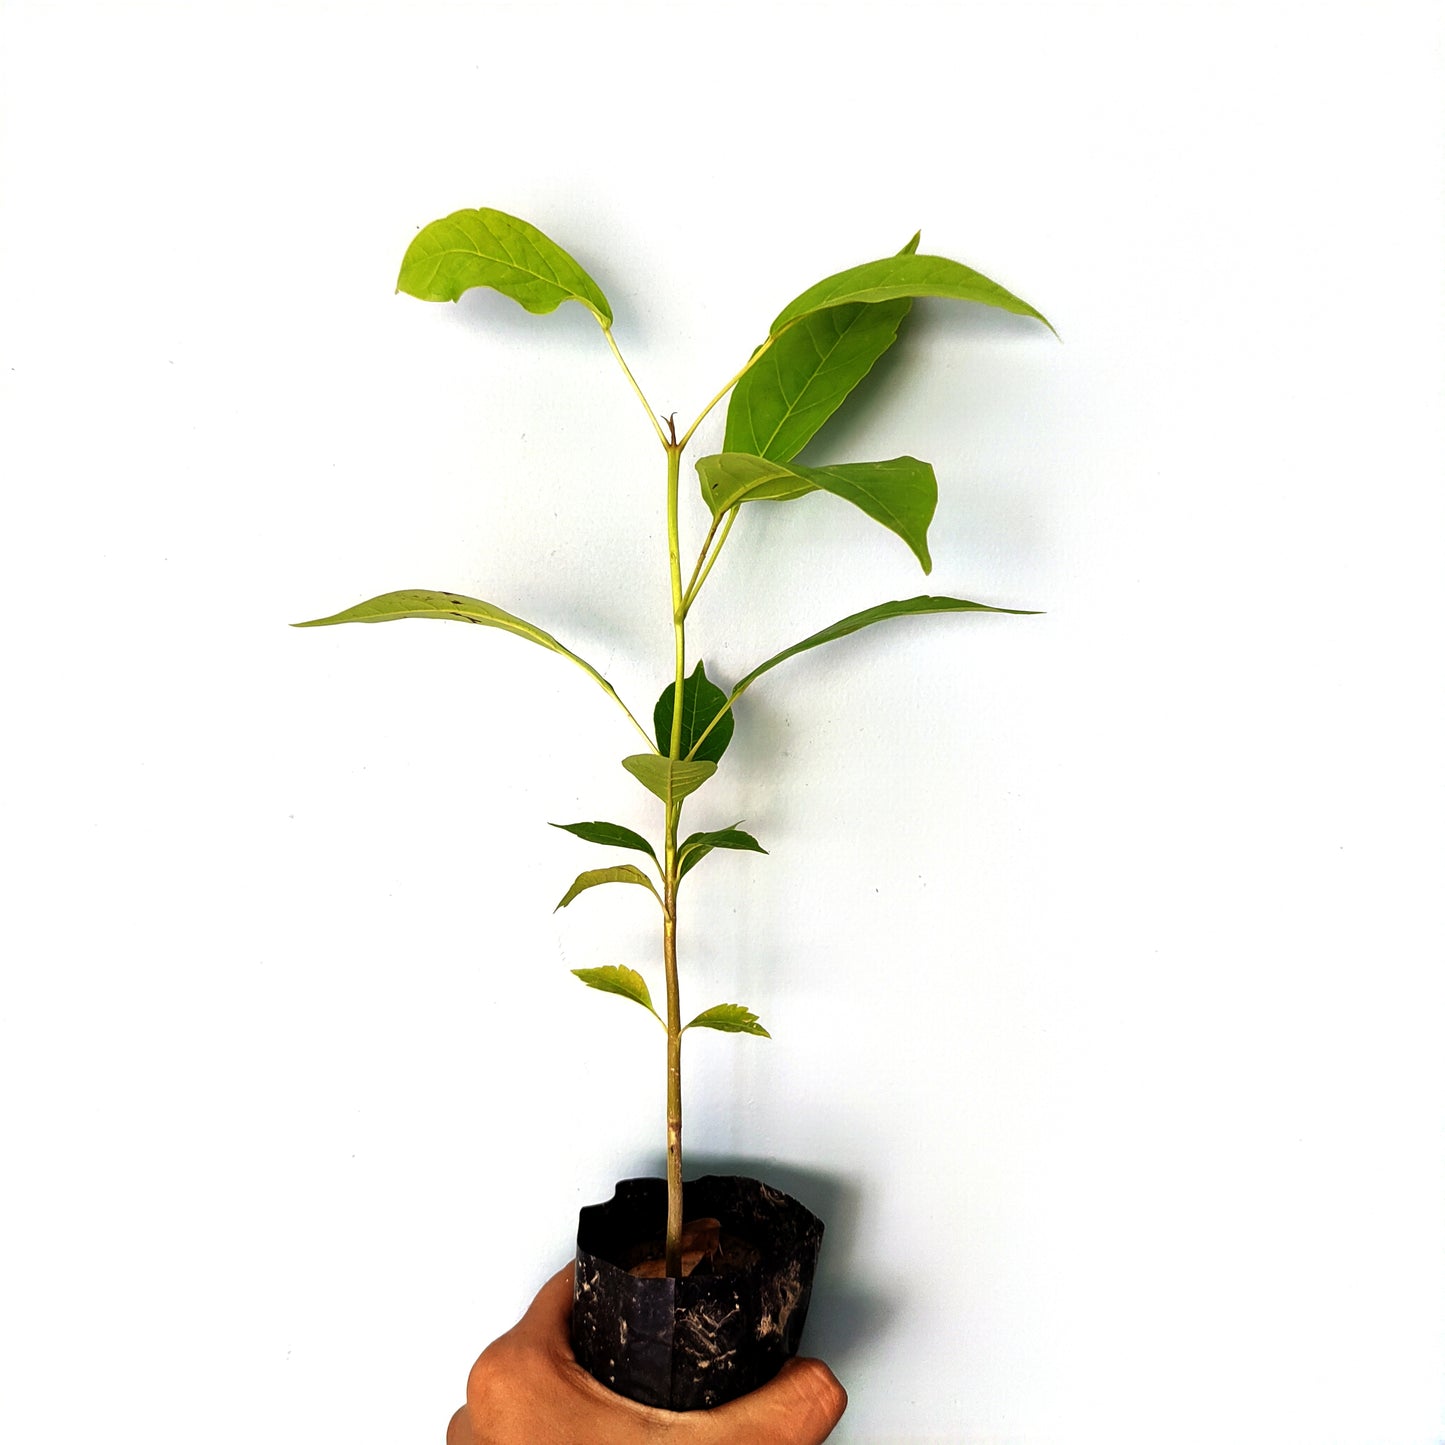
[
  {"x1": 662, "y1": 436, "x2": 687, "y2": 1279},
  {"x1": 666, "y1": 443, "x2": 686, "y2": 757}
]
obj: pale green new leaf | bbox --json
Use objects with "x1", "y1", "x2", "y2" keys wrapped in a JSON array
[
  {"x1": 696, "y1": 453, "x2": 938, "y2": 572},
  {"x1": 771, "y1": 251, "x2": 1052, "y2": 337},
  {"x1": 291, "y1": 589, "x2": 635, "y2": 725},
  {"x1": 678, "y1": 827, "x2": 767, "y2": 882},
  {"x1": 684, "y1": 1004, "x2": 771, "y2": 1038},
  {"x1": 621, "y1": 755, "x2": 717, "y2": 807},
  {"x1": 725, "y1": 233, "x2": 920, "y2": 463},
  {"x1": 571, "y1": 966, "x2": 662, "y2": 1023},
  {"x1": 397, "y1": 208, "x2": 612, "y2": 327},
  {"x1": 555, "y1": 865, "x2": 661, "y2": 912},
  {"x1": 550, "y1": 821, "x2": 658, "y2": 867}
]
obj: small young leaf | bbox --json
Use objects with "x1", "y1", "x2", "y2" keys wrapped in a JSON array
[
  {"x1": 678, "y1": 827, "x2": 767, "y2": 881},
  {"x1": 653, "y1": 662, "x2": 734, "y2": 764},
  {"x1": 572, "y1": 966, "x2": 662, "y2": 1023},
  {"x1": 550, "y1": 821, "x2": 658, "y2": 866},
  {"x1": 684, "y1": 1004, "x2": 771, "y2": 1038},
  {"x1": 621, "y1": 755, "x2": 717, "y2": 807},
  {"x1": 725, "y1": 233, "x2": 920, "y2": 464},
  {"x1": 555, "y1": 865, "x2": 660, "y2": 912},
  {"x1": 771, "y1": 250, "x2": 1052, "y2": 337},
  {"x1": 397, "y1": 208, "x2": 612, "y2": 326},
  {"x1": 696, "y1": 453, "x2": 938, "y2": 572}
]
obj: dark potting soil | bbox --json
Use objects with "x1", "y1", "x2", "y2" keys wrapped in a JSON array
[{"x1": 624, "y1": 1216, "x2": 763, "y2": 1279}]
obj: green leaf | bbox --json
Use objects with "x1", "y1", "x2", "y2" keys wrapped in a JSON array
[
  {"x1": 291, "y1": 588, "x2": 578, "y2": 652},
  {"x1": 620, "y1": 755, "x2": 717, "y2": 807},
  {"x1": 550, "y1": 821, "x2": 658, "y2": 866},
  {"x1": 554, "y1": 865, "x2": 660, "y2": 912},
  {"x1": 571, "y1": 966, "x2": 661, "y2": 1023},
  {"x1": 771, "y1": 249, "x2": 1052, "y2": 337},
  {"x1": 678, "y1": 826, "x2": 766, "y2": 881},
  {"x1": 653, "y1": 661, "x2": 734, "y2": 764},
  {"x1": 684, "y1": 1003, "x2": 771, "y2": 1038},
  {"x1": 734, "y1": 595, "x2": 1039, "y2": 698},
  {"x1": 686, "y1": 596, "x2": 1035, "y2": 757},
  {"x1": 724, "y1": 233, "x2": 919, "y2": 464},
  {"x1": 396, "y1": 207, "x2": 613, "y2": 327},
  {"x1": 696, "y1": 453, "x2": 938, "y2": 572},
  {"x1": 291, "y1": 589, "x2": 633, "y2": 719}
]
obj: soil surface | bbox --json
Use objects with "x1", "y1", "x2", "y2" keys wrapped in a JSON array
[{"x1": 625, "y1": 1217, "x2": 763, "y2": 1279}]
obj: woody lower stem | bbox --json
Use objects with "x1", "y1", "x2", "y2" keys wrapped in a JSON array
[{"x1": 663, "y1": 820, "x2": 683, "y2": 1278}]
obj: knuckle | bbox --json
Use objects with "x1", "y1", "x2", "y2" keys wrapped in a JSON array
[
  {"x1": 465, "y1": 1342, "x2": 508, "y2": 1411},
  {"x1": 790, "y1": 1357, "x2": 848, "y2": 1422}
]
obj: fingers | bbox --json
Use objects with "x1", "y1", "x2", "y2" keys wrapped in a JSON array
[
  {"x1": 459, "y1": 1263, "x2": 846, "y2": 1444},
  {"x1": 701, "y1": 1356, "x2": 848, "y2": 1444},
  {"x1": 511, "y1": 1262, "x2": 576, "y2": 1351},
  {"x1": 766, "y1": 1358, "x2": 849, "y2": 1440},
  {"x1": 445, "y1": 1404, "x2": 475, "y2": 1445}
]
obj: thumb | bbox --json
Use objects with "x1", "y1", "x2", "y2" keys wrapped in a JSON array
[{"x1": 701, "y1": 1356, "x2": 847, "y2": 1444}]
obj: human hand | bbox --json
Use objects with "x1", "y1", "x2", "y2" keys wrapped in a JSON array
[{"x1": 446, "y1": 1264, "x2": 847, "y2": 1444}]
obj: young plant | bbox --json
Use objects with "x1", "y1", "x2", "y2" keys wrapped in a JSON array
[{"x1": 296, "y1": 209, "x2": 1050, "y2": 1278}]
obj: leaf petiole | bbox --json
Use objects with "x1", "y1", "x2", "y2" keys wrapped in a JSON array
[
  {"x1": 602, "y1": 324, "x2": 670, "y2": 449},
  {"x1": 677, "y1": 335, "x2": 777, "y2": 452},
  {"x1": 680, "y1": 506, "x2": 738, "y2": 616}
]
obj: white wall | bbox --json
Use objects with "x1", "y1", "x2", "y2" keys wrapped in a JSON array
[{"x1": 3, "y1": 3, "x2": 1442, "y2": 1442}]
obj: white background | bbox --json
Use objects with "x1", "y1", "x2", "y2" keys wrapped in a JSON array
[{"x1": 2, "y1": 3, "x2": 1442, "y2": 1443}]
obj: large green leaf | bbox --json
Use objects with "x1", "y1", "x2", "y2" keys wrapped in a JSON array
[
  {"x1": 550, "y1": 820, "x2": 658, "y2": 866},
  {"x1": 291, "y1": 589, "x2": 635, "y2": 722},
  {"x1": 772, "y1": 251, "x2": 1052, "y2": 337},
  {"x1": 685, "y1": 596, "x2": 1036, "y2": 760},
  {"x1": 725, "y1": 234, "x2": 920, "y2": 463},
  {"x1": 678, "y1": 826, "x2": 767, "y2": 882},
  {"x1": 554, "y1": 866, "x2": 660, "y2": 912},
  {"x1": 684, "y1": 1003, "x2": 770, "y2": 1038},
  {"x1": 735, "y1": 595, "x2": 1037, "y2": 693},
  {"x1": 396, "y1": 208, "x2": 613, "y2": 327},
  {"x1": 621, "y1": 754, "x2": 717, "y2": 807},
  {"x1": 571, "y1": 966, "x2": 661, "y2": 1024},
  {"x1": 696, "y1": 453, "x2": 938, "y2": 572},
  {"x1": 653, "y1": 661, "x2": 734, "y2": 763}
]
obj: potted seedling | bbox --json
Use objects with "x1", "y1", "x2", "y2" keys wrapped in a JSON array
[{"x1": 296, "y1": 208, "x2": 1051, "y2": 1410}]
